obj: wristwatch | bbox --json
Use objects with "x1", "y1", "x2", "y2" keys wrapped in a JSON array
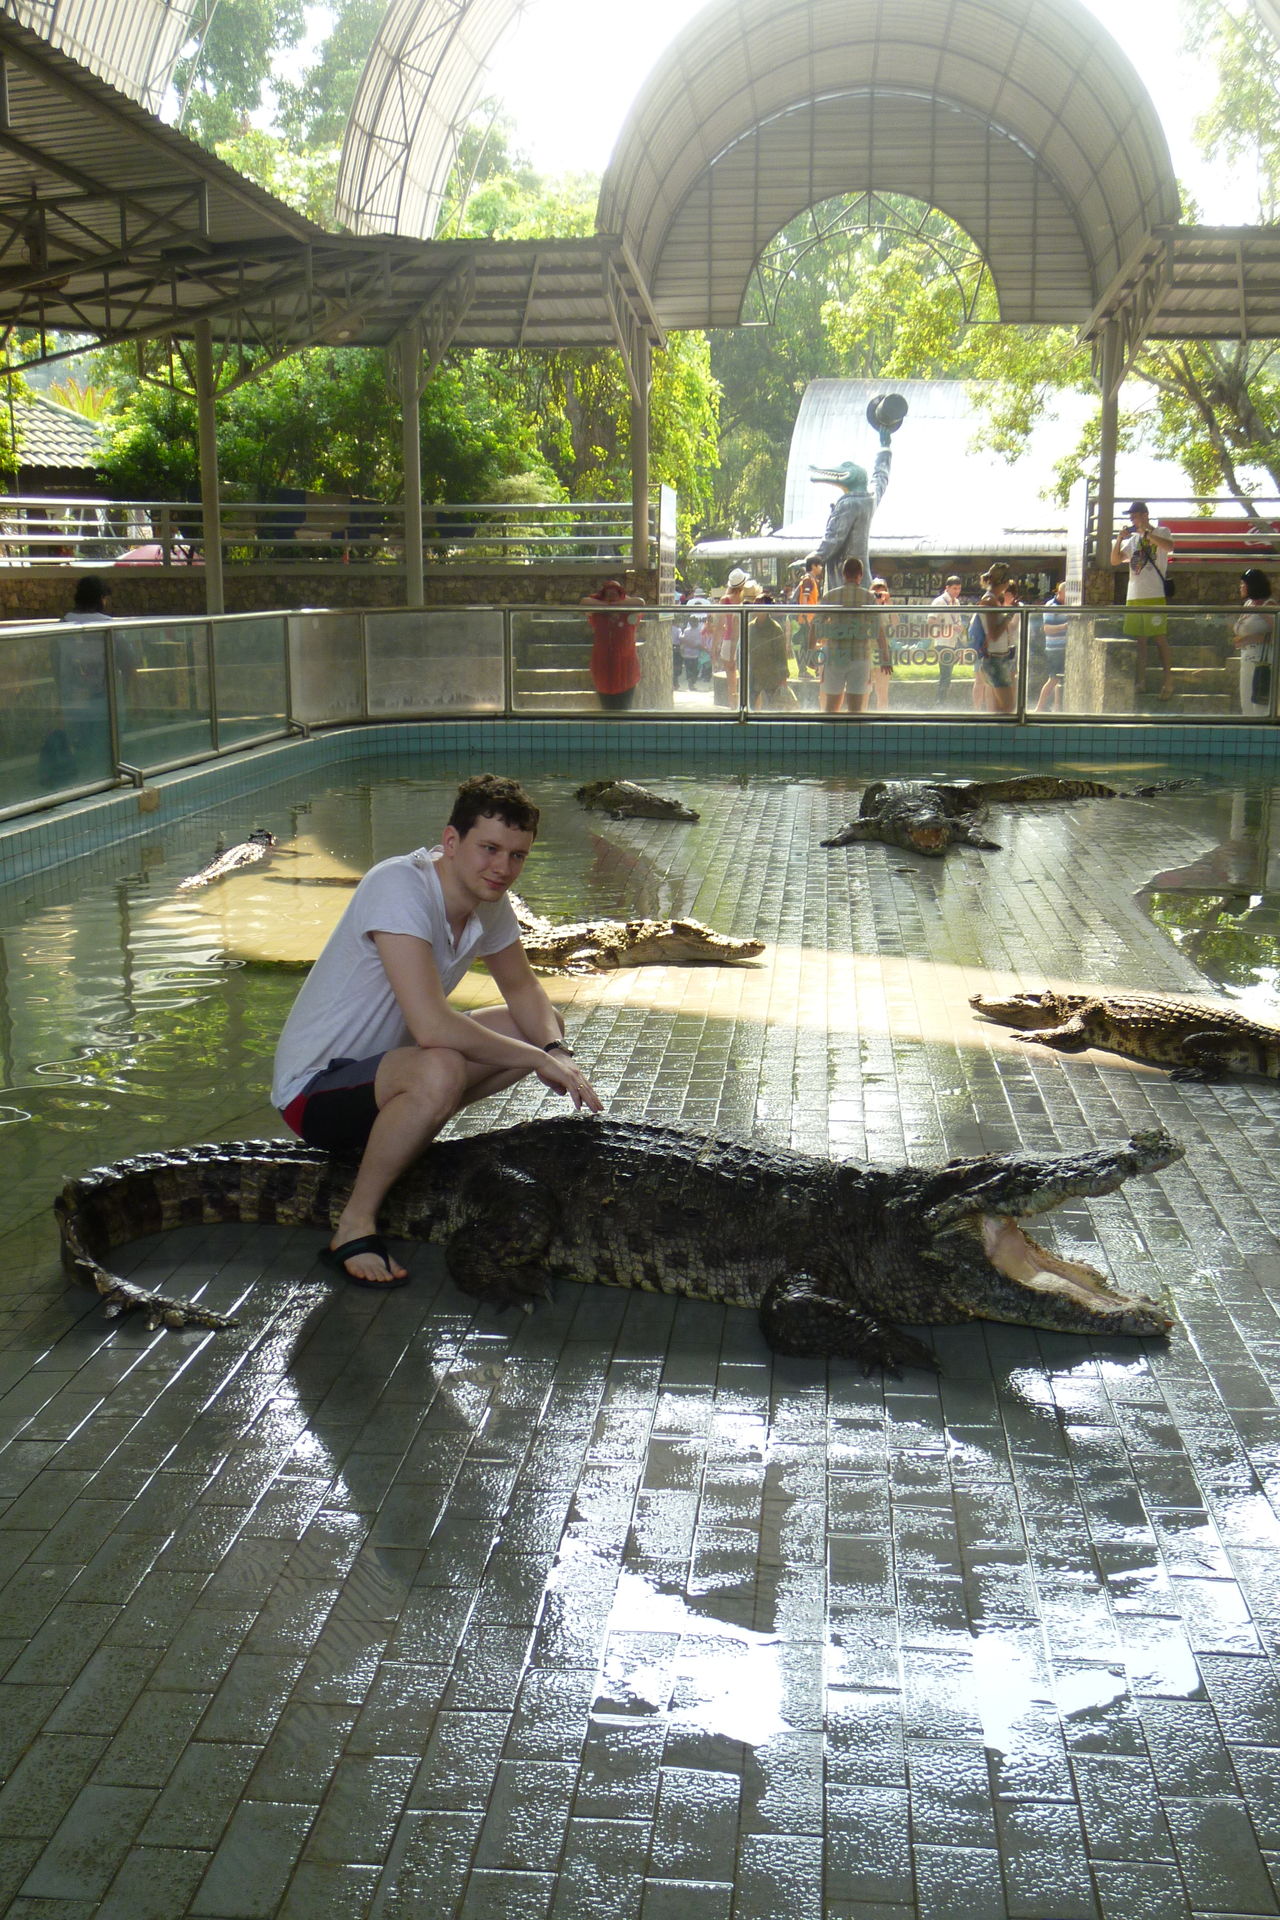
[{"x1": 543, "y1": 1039, "x2": 574, "y2": 1057}]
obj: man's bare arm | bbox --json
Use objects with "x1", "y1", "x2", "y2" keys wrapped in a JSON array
[
  {"x1": 375, "y1": 932, "x2": 540, "y2": 1069},
  {"x1": 483, "y1": 937, "x2": 562, "y2": 1046}
]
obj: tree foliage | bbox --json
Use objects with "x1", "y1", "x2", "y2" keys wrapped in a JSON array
[
  {"x1": 173, "y1": 0, "x2": 305, "y2": 147},
  {"x1": 277, "y1": 0, "x2": 385, "y2": 149},
  {"x1": 99, "y1": 350, "x2": 554, "y2": 503}
]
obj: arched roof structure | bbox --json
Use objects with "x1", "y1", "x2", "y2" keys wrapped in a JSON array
[
  {"x1": 335, "y1": 0, "x2": 524, "y2": 237},
  {"x1": 598, "y1": 0, "x2": 1181, "y2": 330},
  {"x1": 0, "y1": 0, "x2": 198, "y2": 111}
]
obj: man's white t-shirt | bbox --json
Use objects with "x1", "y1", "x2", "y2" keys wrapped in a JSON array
[
  {"x1": 271, "y1": 846, "x2": 520, "y2": 1109},
  {"x1": 1121, "y1": 526, "x2": 1173, "y2": 601}
]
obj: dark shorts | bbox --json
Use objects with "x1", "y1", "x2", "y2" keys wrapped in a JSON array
[
  {"x1": 281, "y1": 1053, "x2": 383, "y2": 1153},
  {"x1": 979, "y1": 649, "x2": 1017, "y2": 691}
]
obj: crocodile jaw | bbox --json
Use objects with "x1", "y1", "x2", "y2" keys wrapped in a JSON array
[
  {"x1": 969, "y1": 991, "x2": 1065, "y2": 1029},
  {"x1": 970, "y1": 1213, "x2": 1174, "y2": 1335}
]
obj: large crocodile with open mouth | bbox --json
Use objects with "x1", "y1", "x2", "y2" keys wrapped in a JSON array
[
  {"x1": 511, "y1": 895, "x2": 764, "y2": 973},
  {"x1": 56, "y1": 1116, "x2": 1179, "y2": 1365},
  {"x1": 822, "y1": 775, "x2": 1124, "y2": 856},
  {"x1": 971, "y1": 987, "x2": 1280, "y2": 1080}
]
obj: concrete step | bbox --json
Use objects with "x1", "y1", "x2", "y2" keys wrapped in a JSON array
[{"x1": 513, "y1": 689, "x2": 599, "y2": 711}]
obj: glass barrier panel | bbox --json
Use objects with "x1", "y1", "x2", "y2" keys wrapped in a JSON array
[
  {"x1": 1053, "y1": 605, "x2": 1269, "y2": 719},
  {"x1": 287, "y1": 612, "x2": 364, "y2": 724},
  {"x1": 115, "y1": 621, "x2": 213, "y2": 769},
  {"x1": 512, "y1": 605, "x2": 704, "y2": 715},
  {"x1": 365, "y1": 609, "x2": 504, "y2": 716},
  {"x1": 791, "y1": 601, "x2": 1006, "y2": 718},
  {"x1": 0, "y1": 623, "x2": 113, "y2": 811},
  {"x1": 213, "y1": 615, "x2": 288, "y2": 746}
]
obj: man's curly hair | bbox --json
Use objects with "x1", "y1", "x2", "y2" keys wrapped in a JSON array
[{"x1": 447, "y1": 773, "x2": 539, "y2": 838}]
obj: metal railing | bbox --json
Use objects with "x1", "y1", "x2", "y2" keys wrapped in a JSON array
[
  {"x1": 1086, "y1": 485, "x2": 1280, "y2": 563},
  {"x1": 0, "y1": 494, "x2": 654, "y2": 568},
  {"x1": 2, "y1": 600, "x2": 1275, "y2": 823}
]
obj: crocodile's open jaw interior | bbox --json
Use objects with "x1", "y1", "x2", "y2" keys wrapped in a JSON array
[{"x1": 969, "y1": 1211, "x2": 1173, "y2": 1325}]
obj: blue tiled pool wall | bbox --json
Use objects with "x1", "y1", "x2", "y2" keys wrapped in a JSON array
[{"x1": 4, "y1": 715, "x2": 1280, "y2": 891}]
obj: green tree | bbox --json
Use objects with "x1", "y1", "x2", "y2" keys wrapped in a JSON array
[
  {"x1": 173, "y1": 0, "x2": 305, "y2": 148},
  {"x1": 99, "y1": 349, "x2": 554, "y2": 503},
  {"x1": 277, "y1": 0, "x2": 385, "y2": 148},
  {"x1": 213, "y1": 128, "x2": 341, "y2": 227}
]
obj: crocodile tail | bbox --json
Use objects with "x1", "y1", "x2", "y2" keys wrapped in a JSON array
[{"x1": 55, "y1": 1140, "x2": 338, "y2": 1331}]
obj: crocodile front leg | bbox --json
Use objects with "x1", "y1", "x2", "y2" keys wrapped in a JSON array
[
  {"x1": 759, "y1": 1272, "x2": 938, "y2": 1374},
  {"x1": 444, "y1": 1167, "x2": 558, "y2": 1310},
  {"x1": 1168, "y1": 1032, "x2": 1232, "y2": 1082},
  {"x1": 1014, "y1": 1011, "x2": 1093, "y2": 1053}
]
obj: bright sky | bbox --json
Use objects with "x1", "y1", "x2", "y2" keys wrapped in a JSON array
[{"x1": 480, "y1": 0, "x2": 1257, "y2": 218}]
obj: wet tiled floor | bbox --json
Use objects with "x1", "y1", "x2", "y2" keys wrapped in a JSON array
[{"x1": 5, "y1": 771, "x2": 1280, "y2": 1916}]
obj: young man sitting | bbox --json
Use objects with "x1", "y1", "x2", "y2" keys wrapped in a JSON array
[{"x1": 272, "y1": 773, "x2": 602, "y2": 1287}]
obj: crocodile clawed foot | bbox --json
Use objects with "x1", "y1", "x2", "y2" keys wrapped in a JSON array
[
  {"x1": 445, "y1": 1250, "x2": 553, "y2": 1314},
  {"x1": 760, "y1": 1277, "x2": 939, "y2": 1373}
]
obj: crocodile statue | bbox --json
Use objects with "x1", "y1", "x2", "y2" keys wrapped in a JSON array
[
  {"x1": 575, "y1": 780, "x2": 699, "y2": 821},
  {"x1": 177, "y1": 828, "x2": 277, "y2": 891},
  {"x1": 56, "y1": 1116, "x2": 1180, "y2": 1365},
  {"x1": 971, "y1": 987, "x2": 1280, "y2": 1081},
  {"x1": 510, "y1": 895, "x2": 764, "y2": 973},
  {"x1": 822, "y1": 775, "x2": 1124, "y2": 856}
]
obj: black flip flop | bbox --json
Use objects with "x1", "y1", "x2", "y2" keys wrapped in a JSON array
[{"x1": 319, "y1": 1234, "x2": 408, "y2": 1289}]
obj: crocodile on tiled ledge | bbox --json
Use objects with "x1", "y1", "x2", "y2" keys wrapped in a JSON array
[
  {"x1": 971, "y1": 987, "x2": 1280, "y2": 1080},
  {"x1": 575, "y1": 780, "x2": 700, "y2": 820},
  {"x1": 822, "y1": 775, "x2": 1129, "y2": 856},
  {"x1": 56, "y1": 1116, "x2": 1180, "y2": 1366},
  {"x1": 510, "y1": 895, "x2": 764, "y2": 973}
]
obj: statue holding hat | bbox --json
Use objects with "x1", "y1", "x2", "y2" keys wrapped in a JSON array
[{"x1": 810, "y1": 393, "x2": 908, "y2": 593}]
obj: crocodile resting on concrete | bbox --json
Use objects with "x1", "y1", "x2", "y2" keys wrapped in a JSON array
[
  {"x1": 971, "y1": 987, "x2": 1280, "y2": 1081},
  {"x1": 822, "y1": 776, "x2": 1122, "y2": 856},
  {"x1": 56, "y1": 1116, "x2": 1180, "y2": 1365},
  {"x1": 510, "y1": 895, "x2": 764, "y2": 973},
  {"x1": 575, "y1": 780, "x2": 700, "y2": 820}
]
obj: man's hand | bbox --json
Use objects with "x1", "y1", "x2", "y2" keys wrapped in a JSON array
[{"x1": 536, "y1": 1049, "x2": 603, "y2": 1113}]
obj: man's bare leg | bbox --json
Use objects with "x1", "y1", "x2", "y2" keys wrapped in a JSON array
[{"x1": 330, "y1": 1008, "x2": 562, "y2": 1284}]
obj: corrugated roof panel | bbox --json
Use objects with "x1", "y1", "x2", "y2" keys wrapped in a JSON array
[
  {"x1": 337, "y1": 0, "x2": 522, "y2": 238},
  {"x1": 599, "y1": 0, "x2": 1178, "y2": 331},
  {"x1": 1, "y1": 0, "x2": 199, "y2": 109}
]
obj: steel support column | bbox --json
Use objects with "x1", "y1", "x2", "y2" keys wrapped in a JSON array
[
  {"x1": 194, "y1": 317, "x2": 223, "y2": 616},
  {"x1": 630, "y1": 335, "x2": 650, "y2": 574},
  {"x1": 399, "y1": 321, "x2": 424, "y2": 607},
  {"x1": 1094, "y1": 321, "x2": 1122, "y2": 571}
]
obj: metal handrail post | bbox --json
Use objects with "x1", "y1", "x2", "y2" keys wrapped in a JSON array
[
  {"x1": 738, "y1": 609, "x2": 747, "y2": 721},
  {"x1": 207, "y1": 620, "x2": 220, "y2": 752},
  {"x1": 102, "y1": 624, "x2": 122, "y2": 773},
  {"x1": 503, "y1": 607, "x2": 514, "y2": 716},
  {"x1": 281, "y1": 612, "x2": 295, "y2": 728}
]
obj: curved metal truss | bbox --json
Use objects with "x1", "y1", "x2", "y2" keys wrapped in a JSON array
[
  {"x1": 747, "y1": 191, "x2": 993, "y2": 331},
  {"x1": 335, "y1": 0, "x2": 528, "y2": 238},
  {"x1": 0, "y1": 0, "x2": 199, "y2": 111},
  {"x1": 599, "y1": 0, "x2": 1180, "y2": 332}
]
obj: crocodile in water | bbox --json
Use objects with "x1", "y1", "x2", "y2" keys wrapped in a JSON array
[
  {"x1": 56, "y1": 1116, "x2": 1179, "y2": 1364},
  {"x1": 822, "y1": 776, "x2": 1123, "y2": 856},
  {"x1": 177, "y1": 828, "x2": 277, "y2": 890},
  {"x1": 971, "y1": 986, "x2": 1280, "y2": 1080},
  {"x1": 575, "y1": 780, "x2": 699, "y2": 820},
  {"x1": 511, "y1": 895, "x2": 764, "y2": 972}
]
